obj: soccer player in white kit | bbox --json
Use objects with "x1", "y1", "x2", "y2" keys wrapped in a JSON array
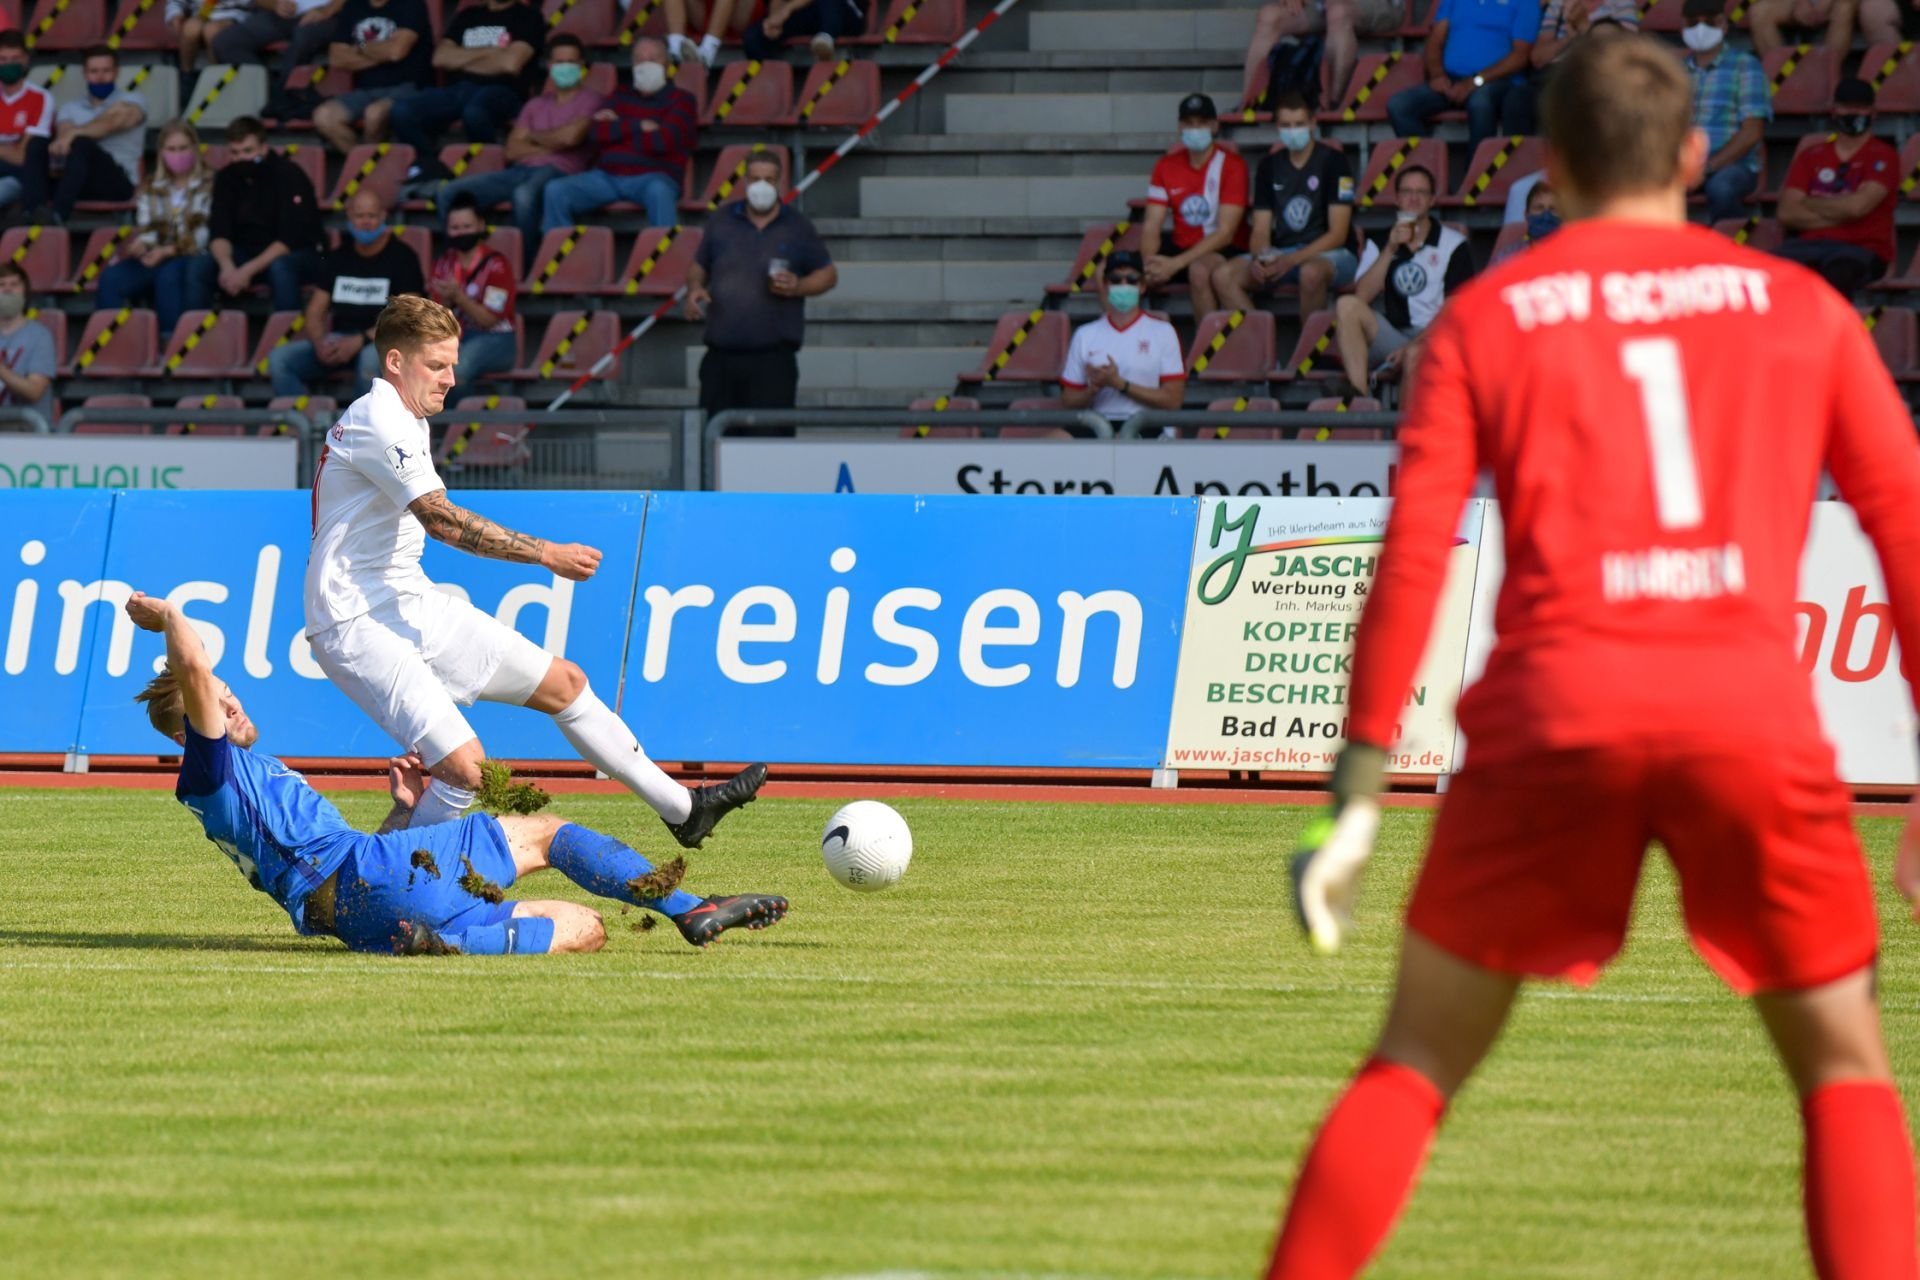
[{"x1": 304, "y1": 294, "x2": 765, "y2": 844}]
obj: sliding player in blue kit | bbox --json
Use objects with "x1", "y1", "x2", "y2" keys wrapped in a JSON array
[{"x1": 125, "y1": 589, "x2": 787, "y2": 956}]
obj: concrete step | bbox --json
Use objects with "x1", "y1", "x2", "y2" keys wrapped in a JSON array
[
  {"x1": 684, "y1": 345, "x2": 980, "y2": 390},
  {"x1": 945, "y1": 90, "x2": 1236, "y2": 135},
  {"x1": 859, "y1": 173, "x2": 1140, "y2": 219},
  {"x1": 829, "y1": 260, "x2": 1064, "y2": 304},
  {"x1": 1028, "y1": 8, "x2": 1254, "y2": 52}
]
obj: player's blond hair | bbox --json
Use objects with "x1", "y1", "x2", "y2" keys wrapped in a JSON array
[
  {"x1": 1543, "y1": 33, "x2": 1693, "y2": 201},
  {"x1": 135, "y1": 666, "x2": 186, "y2": 739},
  {"x1": 374, "y1": 294, "x2": 461, "y2": 362}
]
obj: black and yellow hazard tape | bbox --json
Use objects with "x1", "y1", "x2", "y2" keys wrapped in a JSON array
[
  {"x1": 255, "y1": 314, "x2": 305, "y2": 377},
  {"x1": 539, "y1": 314, "x2": 593, "y2": 378},
  {"x1": 531, "y1": 225, "x2": 585, "y2": 295},
  {"x1": 1869, "y1": 42, "x2": 1913, "y2": 93},
  {"x1": 622, "y1": 225, "x2": 680, "y2": 294},
  {"x1": 1293, "y1": 318, "x2": 1339, "y2": 377},
  {"x1": 75, "y1": 226, "x2": 132, "y2": 289},
  {"x1": 187, "y1": 65, "x2": 239, "y2": 126},
  {"x1": 1342, "y1": 52, "x2": 1401, "y2": 123},
  {"x1": 882, "y1": 1, "x2": 924, "y2": 44},
  {"x1": 1207, "y1": 395, "x2": 1253, "y2": 438},
  {"x1": 334, "y1": 141, "x2": 389, "y2": 209},
  {"x1": 619, "y1": 0, "x2": 666, "y2": 48},
  {"x1": 75, "y1": 307, "x2": 133, "y2": 372},
  {"x1": 7, "y1": 224, "x2": 40, "y2": 267},
  {"x1": 547, "y1": 0, "x2": 585, "y2": 27},
  {"x1": 1070, "y1": 219, "x2": 1130, "y2": 293},
  {"x1": 1768, "y1": 44, "x2": 1810, "y2": 98},
  {"x1": 1865, "y1": 304, "x2": 1885, "y2": 333},
  {"x1": 705, "y1": 142, "x2": 767, "y2": 210},
  {"x1": 985, "y1": 308, "x2": 1045, "y2": 380},
  {"x1": 1463, "y1": 135, "x2": 1526, "y2": 207},
  {"x1": 1729, "y1": 214, "x2": 1762, "y2": 245},
  {"x1": 179, "y1": 393, "x2": 225, "y2": 433},
  {"x1": 164, "y1": 310, "x2": 221, "y2": 373},
  {"x1": 1729, "y1": 2, "x2": 1749, "y2": 22},
  {"x1": 447, "y1": 142, "x2": 485, "y2": 179},
  {"x1": 1361, "y1": 136, "x2": 1421, "y2": 208},
  {"x1": 713, "y1": 60, "x2": 766, "y2": 123},
  {"x1": 446, "y1": 394, "x2": 502, "y2": 459},
  {"x1": 25, "y1": 0, "x2": 74, "y2": 51},
  {"x1": 1903, "y1": 150, "x2": 1920, "y2": 198},
  {"x1": 108, "y1": 0, "x2": 161, "y2": 50},
  {"x1": 270, "y1": 393, "x2": 311, "y2": 435},
  {"x1": 798, "y1": 59, "x2": 854, "y2": 122},
  {"x1": 1188, "y1": 309, "x2": 1245, "y2": 377}
]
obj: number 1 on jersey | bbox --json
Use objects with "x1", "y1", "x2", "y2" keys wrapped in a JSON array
[{"x1": 1621, "y1": 337, "x2": 1703, "y2": 530}]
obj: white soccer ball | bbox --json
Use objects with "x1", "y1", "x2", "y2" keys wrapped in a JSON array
[{"x1": 820, "y1": 800, "x2": 912, "y2": 892}]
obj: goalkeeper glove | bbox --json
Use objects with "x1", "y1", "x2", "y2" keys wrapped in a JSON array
[{"x1": 1291, "y1": 742, "x2": 1386, "y2": 956}]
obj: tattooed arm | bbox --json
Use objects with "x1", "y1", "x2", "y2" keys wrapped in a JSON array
[{"x1": 407, "y1": 489, "x2": 603, "y2": 580}]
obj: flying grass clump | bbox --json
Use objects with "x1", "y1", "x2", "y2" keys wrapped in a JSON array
[{"x1": 476, "y1": 759, "x2": 551, "y2": 815}]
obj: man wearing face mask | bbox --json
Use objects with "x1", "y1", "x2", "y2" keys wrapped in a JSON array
[
  {"x1": 0, "y1": 30, "x2": 56, "y2": 226},
  {"x1": 207, "y1": 115, "x2": 325, "y2": 312},
  {"x1": 1333, "y1": 164, "x2": 1474, "y2": 397},
  {"x1": 0, "y1": 262, "x2": 55, "y2": 428},
  {"x1": 540, "y1": 37, "x2": 696, "y2": 234},
  {"x1": 390, "y1": 0, "x2": 545, "y2": 187},
  {"x1": 1214, "y1": 93, "x2": 1358, "y2": 322},
  {"x1": 1678, "y1": 0, "x2": 1769, "y2": 225},
  {"x1": 1773, "y1": 79, "x2": 1898, "y2": 300},
  {"x1": 1493, "y1": 181, "x2": 1560, "y2": 263},
  {"x1": 1059, "y1": 250, "x2": 1186, "y2": 432},
  {"x1": 1142, "y1": 94, "x2": 1248, "y2": 316},
  {"x1": 30, "y1": 46, "x2": 147, "y2": 227},
  {"x1": 269, "y1": 189, "x2": 425, "y2": 400},
  {"x1": 684, "y1": 151, "x2": 836, "y2": 429}
]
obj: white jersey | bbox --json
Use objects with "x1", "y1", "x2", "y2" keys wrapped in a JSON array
[
  {"x1": 1059, "y1": 311, "x2": 1186, "y2": 422},
  {"x1": 304, "y1": 378, "x2": 445, "y2": 636}
]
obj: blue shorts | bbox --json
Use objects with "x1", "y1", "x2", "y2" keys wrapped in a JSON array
[
  {"x1": 1272, "y1": 245, "x2": 1358, "y2": 289},
  {"x1": 329, "y1": 814, "x2": 521, "y2": 954}
]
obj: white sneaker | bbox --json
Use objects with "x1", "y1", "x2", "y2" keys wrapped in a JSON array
[
  {"x1": 667, "y1": 33, "x2": 691, "y2": 63},
  {"x1": 697, "y1": 33, "x2": 721, "y2": 67},
  {"x1": 810, "y1": 32, "x2": 836, "y2": 61}
]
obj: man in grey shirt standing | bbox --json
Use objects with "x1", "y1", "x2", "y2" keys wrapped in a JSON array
[
  {"x1": 31, "y1": 44, "x2": 146, "y2": 225},
  {"x1": 0, "y1": 261, "x2": 57, "y2": 428},
  {"x1": 684, "y1": 149, "x2": 836, "y2": 435}
]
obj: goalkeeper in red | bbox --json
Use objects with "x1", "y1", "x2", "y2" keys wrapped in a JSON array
[{"x1": 1274, "y1": 33, "x2": 1920, "y2": 1280}]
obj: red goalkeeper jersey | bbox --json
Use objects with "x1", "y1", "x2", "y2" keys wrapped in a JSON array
[{"x1": 1347, "y1": 219, "x2": 1920, "y2": 761}]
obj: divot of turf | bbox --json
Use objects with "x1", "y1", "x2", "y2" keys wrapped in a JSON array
[
  {"x1": 458, "y1": 856, "x2": 506, "y2": 905},
  {"x1": 627, "y1": 856, "x2": 686, "y2": 901},
  {"x1": 475, "y1": 759, "x2": 551, "y2": 815},
  {"x1": 633, "y1": 916, "x2": 657, "y2": 934}
]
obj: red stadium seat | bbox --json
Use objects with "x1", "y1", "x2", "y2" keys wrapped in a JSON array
[
  {"x1": 23, "y1": 0, "x2": 101, "y2": 50},
  {"x1": 1446, "y1": 135, "x2": 1545, "y2": 208},
  {"x1": 204, "y1": 144, "x2": 327, "y2": 201},
  {"x1": 543, "y1": 0, "x2": 619, "y2": 40},
  {"x1": 673, "y1": 58, "x2": 708, "y2": 115},
  {"x1": 507, "y1": 310, "x2": 621, "y2": 381},
  {"x1": 850, "y1": 0, "x2": 963, "y2": 45},
  {"x1": 1710, "y1": 215, "x2": 1785, "y2": 253},
  {"x1": 168, "y1": 396, "x2": 248, "y2": 435},
  {"x1": 1186, "y1": 310, "x2": 1276, "y2": 382},
  {"x1": 267, "y1": 394, "x2": 336, "y2": 436},
  {"x1": 1901, "y1": 135, "x2": 1920, "y2": 202},
  {"x1": 270, "y1": 65, "x2": 354, "y2": 127},
  {"x1": 1878, "y1": 241, "x2": 1920, "y2": 293},
  {"x1": 613, "y1": 0, "x2": 671, "y2": 45},
  {"x1": 785, "y1": 60, "x2": 881, "y2": 127},
  {"x1": 956, "y1": 311, "x2": 1071, "y2": 385},
  {"x1": 437, "y1": 395, "x2": 532, "y2": 469},
  {"x1": 0, "y1": 225, "x2": 67, "y2": 294},
  {"x1": 1636, "y1": 0, "x2": 1717, "y2": 32},
  {"x1": 64, "y1": 226, "x2": 128, "y2": 292},
  {"x1": 1763, "y1": 45, "x2": 1837, "y2": 116},
  {"x1": 1490, "y1": 221, "x2": 1529, "y2": 262},
  {"x1": 602, "y1": 225, "x2": 701, "y2": 296},
  {"x1": 584, "y1": 61, "x2": 620, "y2": 97},
  {"x1": 482, "y1": 225, "x2": 523, "y2": 274},
  {"x1": 701, "y1": 59, "x2": 794, "y2": 126},
  {"x1": 901, "y1": 396, "x2": 983, "y2": 437},
  {"x1": 1192, "y1": 398, "x2": 1283, "y2": 439},
  {"x1": 32, "y1": 307, "x2": 65, "y2": 366},
  {"x1": 108, "y1": 0, "x2": 173, "y2": 50},
  {"x1": 1325, "y1": 51, "x2": 1423, "y2": 124},
  {"x1": 1302, "y1": 396, "x2": 1386, "y2": 438},
  {"x1": 156, "y1": 310, "x2": 250, "y2": 378},
  {"x1": 392, "y1": 225, "x2": 434, "y2": 280},
  {"x1": 326, "y1": 142, "x2": 416, "y2": 209},
  {"x1": 1864, "y1": 306, "x2": 1917, "y2": 375},
  {"x1": 74, "y1": 394, "x2": 152, "y2": 434},
  {"x1": 1356, "y1": 137, "x2": 1448, "y2": 209},
  {"x1": 1862, "y1": 43, "x2": 1920, "y2": 113},
  {"x1": 250, "y1": 312, "x2": 308, "y2": 378},
  {"x1": 1046, "y1": 221, "x2": 1144, "y2": 297},
  {"x1": 65, "y1": 308, "x2": 157, "y2": 377},
  {"x1": 684, "y1": 144, "x2": 789, "y2": 211},
  {"x1": 1272, "y1": 309, "x2": 1344, "y2": 382},
  {"x1": 524, "y1": 225, "x2": 616, "y2": 295}
]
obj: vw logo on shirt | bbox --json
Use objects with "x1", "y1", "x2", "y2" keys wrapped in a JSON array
[
  {"x1": 1179, "y1": 194, "x2": 1214, "y2": 225},
  {"x1": 1283, "y1": 196, "x2": 1314, "y2": 233},
  {"x1": 1391, "y1": 261, "x2": 1429, "y2": 298}
]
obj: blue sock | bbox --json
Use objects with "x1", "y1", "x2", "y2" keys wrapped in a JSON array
[
  {"x1": 548, "y1": 823, "x2": 703, "y2": 917},
  {"x1": 448, "y1": 917, "x2": 555, "y2": 955}
]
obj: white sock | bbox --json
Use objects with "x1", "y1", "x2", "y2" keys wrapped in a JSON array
[
  {"x1": 553, "y1": 686, "x2": 692, "y2": 824},
  {"x1": 409, "y1": 780, "x2": 476, "y2": 829},
  {"x1": 698, "y1": 33, "x2": 721, "y2": 62},
  {"x1": 667, "y1": 32, "x2": 690, "y2": 61}
]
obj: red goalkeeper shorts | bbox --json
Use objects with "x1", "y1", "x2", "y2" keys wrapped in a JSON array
[{"x1": 1404, "y1": 739, "x2": 1878, "y2": 995}]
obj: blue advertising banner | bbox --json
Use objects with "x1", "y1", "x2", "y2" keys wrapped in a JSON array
[
  {"x1": 67, "y1": 491, "x2": 646, "y2": 759},
  {"x1": 0, "y1": 490, "x2": 119, "y2": 752},
  {"x1": 622, "y1": 492, "x2": 1198, "y2": 767}
]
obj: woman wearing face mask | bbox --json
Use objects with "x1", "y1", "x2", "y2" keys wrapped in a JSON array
[{"x1": 96, "y1": 119, "x2": 217, "y2": 336}]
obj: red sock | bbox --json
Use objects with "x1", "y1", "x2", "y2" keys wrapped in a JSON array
[
  {"x1": 1267, "y1": 1057, "x2": 1446, "y2": 1280},
  {"x1": 1804, "y1": 1080, "x2": 1919, "y2": 1280}
]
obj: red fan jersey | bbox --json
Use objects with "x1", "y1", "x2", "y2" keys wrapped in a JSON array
[
  {"x1": 1147, "y1": 145, "x2": 1250, "y2": 252},
  {"x1": 1347, "y1": 219, "x2": 1920, "y2": 761}
]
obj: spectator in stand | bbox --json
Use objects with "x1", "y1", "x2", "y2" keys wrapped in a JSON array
[
  {"x1": 1214, "y1": 93, "x2": 1357, "y2": 321},
  {"x1": 0, "y1": 262, "x2": 55, "y2": 428},
  {"x1": 1239, "y1": 0, "x2": 1405, "y2": 120},
  {"x1": 540, "y1": 38, "x2": 696, "y2": 234},
  {"x1": 744, "y1": 0, "x2": 865, "y2": 63},
  {"x1": 683, "y1": 150, "x2": 836, "y2": 428},
  {"x1": 1060, "y1": 249, "x2": 1186, "y2": 431},
  {"x1": 428, "y1": 194, "x2": 519, "y2": 399},
  {"x1": 1749, "y1": 0, "x2": 1900, "y2": 56},
  {"x1": 1504, "y1": 0, "x2": 1638, "y2": 133},
  {"x1": 310, "y1": 0, "x2": 430, "y2": 156},
  {"x1": 208, "y1": 116, "x2": 325, "y2": 312},
  {"x1": 666, "y1": 0, "x2": 752, "y2": 69},
  {"x1": 1142, "y1": 94, "x2": 1247, "y2": 317},
  {"x1": 1491, "y1": 180, "x2": 1559, "y2": 264},
  {"x1": 26, "y1": 45, "x2": 148, "y2": 227},
  {"x1": 1680, "y1": 0, "x2": 1769, "y2": 224},
  {"x1": 439, "y1": 34, "x2": 602, "y2": 267},
  {"x1": 0, "y1": 31, "x2": 54, "y2": 224},
  {"x1": 1332, "y1": 165, "x2": 1473, "y2": 397},
  {"x1": 1387, "y1": 0, "x2": 1540, "y2": 149},
  {"x1": 269, "y1": 189, "x2": 424, "y2": 399},
  {"x1": 211, "y1": 0, "x2": 345, "y2": 79},
  {"x1": 169, "y1": 1, "x2": 252, "y2": 75},
  {"x1": 391, "y1": 0, "x2": 546, "y2": 186},
  {"x1": 1774, "y1": 79, "x2": 1898, "y2": 299},
  {"x1": 96, "y1": 120, "x2": 217, "y2": 335}
]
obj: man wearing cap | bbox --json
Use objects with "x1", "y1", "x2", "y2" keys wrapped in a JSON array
[
  {"x1": 1386, "y1": 0, "x2": 1540, "y2": 150},
  {"x1": 1679, "y1": 0, "x2": 1769, "y2": 224},
  {"x1": 1059, "y1": 249, "x2": 1187, "y2": 432},
  {"x1": 1141, "y1": 93, "x2": 1248, "y2": 316},
  {"x1": 1774, "y1": 79, "x2": 1898, "y2": 299}
]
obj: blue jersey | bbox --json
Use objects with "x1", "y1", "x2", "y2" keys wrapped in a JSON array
[{"x1": 176, "y1": 722, "x2": 361, "y2": 934}]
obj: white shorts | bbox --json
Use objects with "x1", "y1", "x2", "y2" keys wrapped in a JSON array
[{"x1": 309, "y1": 589, "x2": 554, "y2": 765}]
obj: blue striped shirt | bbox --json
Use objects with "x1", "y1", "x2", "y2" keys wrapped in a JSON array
[{"x1": 1688, "y1": 48, "x2": 1771, "y2": 173}]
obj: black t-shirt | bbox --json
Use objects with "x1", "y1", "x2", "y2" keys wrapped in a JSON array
[
  {"x1": 331, "y1": 0, "x2": 434, "y2": 91},
  {"x1": 319, "y1": 236, "x2": 425, "y2": 335},
  {"x1": 443, "y1": 1, "x2": 547, "y2": 95},
  {"x1": 1252, "y1": 143, "x2": 1355, "y2": 252}
]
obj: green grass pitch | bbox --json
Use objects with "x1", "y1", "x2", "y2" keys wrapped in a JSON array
[{"x1": 1, "y1": 787, "x2": 1914, "y2": 1280}]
